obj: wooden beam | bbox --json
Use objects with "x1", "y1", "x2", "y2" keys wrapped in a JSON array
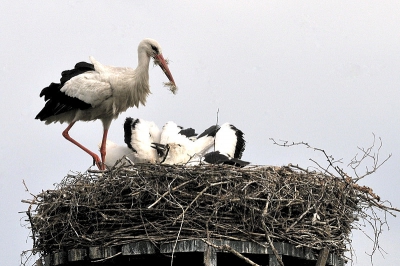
[
  {"x1": 53, "y1": 251, "x2": 66, "y2": 265},
  {"x1": 121, "y1": 241, "x2": 157, "y2": 255},
  {"x1": 269, "y1": 254, "x2": 282, "y2": 266},
  {"x1": 43, "y1": 254, "x2": 51, "y2": 266},
  {"x1": 89, "y1": 246, "x2": 118, "y2": 259},
  {"x1": 316, "y1": 247, "x2": 330, "y2": 266},
  {"x1": 160, "y1": 239, "x2": 206, "y2": 253},
  {"x1": 67, "y1": 249, "x2": 87, "y2": 262},
  {"x1": 204, "y1": 244, "x2": 217, "y2": 266}
]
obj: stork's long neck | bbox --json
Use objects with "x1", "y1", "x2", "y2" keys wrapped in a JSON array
[
  {"x1": 128, "y1": 50, "x2": 151, "y2": 107},
  {"x1": 136, "y1": 50, "x2": 151, "y2": 81}
]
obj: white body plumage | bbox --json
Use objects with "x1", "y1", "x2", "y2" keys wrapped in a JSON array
[{"x1": 36, "y1": 38, "x2": 176, "y2": 170}]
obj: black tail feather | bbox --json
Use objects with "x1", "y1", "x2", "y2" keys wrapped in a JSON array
[
  {"x1": 229, "y1": 124, "x2": 246, "y2": 159},
  {"x1": 35, "y1": 61, "x2": 94, "y2": 120},
  {"x1": 198, "y1": 125, "x2": 220, "y2": 138}
]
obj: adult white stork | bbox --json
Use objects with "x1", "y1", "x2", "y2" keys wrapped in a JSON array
[{"x1": 35, "y1": 38, "x2": 176, "y2": 170}]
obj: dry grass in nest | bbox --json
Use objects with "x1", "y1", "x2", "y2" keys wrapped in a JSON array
[{"x1": 23, "y1": 162, "x2": 397, "y2": 259}]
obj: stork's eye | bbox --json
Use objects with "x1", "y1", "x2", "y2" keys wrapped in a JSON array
[{"x1": 150, "y1": 44, "x2": 159, "y2": 54}]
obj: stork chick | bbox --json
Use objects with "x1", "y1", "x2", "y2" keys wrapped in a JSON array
[{"x1": 124, "y1": 117, "x2": 161, "y2": 164}]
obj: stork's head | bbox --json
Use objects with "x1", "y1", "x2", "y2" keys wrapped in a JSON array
[
  {"x1": 140, "y1": 38, "x2": 177, "y2": 94},
  {"x1": 160, "y1": 143, "x2": 187, "y2": 165}
]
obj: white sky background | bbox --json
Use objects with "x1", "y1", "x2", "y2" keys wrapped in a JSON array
[{"x1": 1, "y1": 1, "x2": 400, "y2": 265}]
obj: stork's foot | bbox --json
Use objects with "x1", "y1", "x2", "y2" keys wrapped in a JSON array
[{"x1": 91, "y1": 154, "x2": 106, "y2": 170}]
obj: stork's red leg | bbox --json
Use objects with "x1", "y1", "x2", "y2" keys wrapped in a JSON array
[
  {"x1": 99, "y1": 129, "x2": 108, "y2": 169},
  {"x1": 62, "y1": 122, "x2": 103, "y2": 170}
]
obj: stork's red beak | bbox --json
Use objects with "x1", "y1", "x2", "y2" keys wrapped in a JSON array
[{"x1": 154, "y1": 54, "x2": 176, "y2": 86}]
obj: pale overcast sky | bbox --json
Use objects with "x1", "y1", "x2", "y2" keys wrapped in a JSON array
[{"x1": 1, "y1": 1, "x2": 400, "y2": 265}]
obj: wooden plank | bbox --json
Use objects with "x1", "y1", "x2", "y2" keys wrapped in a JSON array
[
  {"x1": 303, "y1": 247, "x2": 316, "y2": 260},
  {"x1": 271, "y1": 242, "x2": 316, "y2": 260},
  {"x1": 89, "y1": 247, "x2": 104, "y2": 259},
  {"x1": 121, "y1": 241, "x2": 157, "y2": 255},
  {"x1": 88, "y1": 246, "x2": 118, "y2": 259},
  {"x1": 43, "y1": 254, "x2": 51, "y2": 266},
  {"x1": 104, "y1": 246, "x2": 118, "y2": 258},
  {"x1": 280, "y1": 242, "x2": 302, "y2": 257},
  {"x1": 67, "y1": 248, "x2": 87, "y2": 262},
  {"x1": 204, "y1": 244, "x2": 217, "y2": 266},
  {"x1": 327, "y1": 253, "x2": 345, "y2": 266},
  {"x1": 269, "y1": 254, "x2": 281, "y2": 266},
  {"x1": 123, "y1": 239, "x2": 342, "y2": 266},
  {"x1": 53, "y1": 251, "x2": 67, "y2": 265},
  {"x1": 161, "y1": 239, "x2": 269, "y2": 254},
  {"x1": 160, "y1": 239, "x2": 206, "y2": 253},
  {"x1": 217, "y1": 240, "x2": 269, "y2": 254},
  {"x1": 316, "y1": 247, "x2": 330, "y2": 266}
]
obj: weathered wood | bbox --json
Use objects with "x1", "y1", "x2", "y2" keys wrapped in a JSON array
[
  {"x1": 67, "y1": 248, "x2": 87, "y2": 261},
  {"x1": 202, "y1": 239, "x2": 261, "y2": 266},
  {"x1": 161, "y1": 239, "x2": 206, "y2": 253},
  {"x1": 43, "y1": 254, "x2": 51, "y2": 266},
  {"x1": 89, "y1": 247, "x2": 103, "y2": 259},
  {"x1": 104, "y1": 246, "x2": 118, "y2": 258},
  {"x1": 316, "y1": 247, "x2": 330, "y2": 266},
  {"x1": 215, "y1": 240, "x2": 268, "y2": 254},
  {"x1": 44, "y1": 240, "x2": 343, "y2": 266},
  {"x1": 269, "y1": 254, "x2": 281, "y2": 266},
  {"x1": 53, "y1": 251, "x2": 67, "y2": 265},
  {"x1": 327, "y1": 252, "x2": 345, "y2": 266},
  {"x1": 88, "y1": 246, "x2": 118, "y2": 259},
  {"x1": 121, "y1": 241, "x2": 157, "y2": 255},
  {"x1": 159, "y1": 239, "x2": 343, "y2": 265},
  {"x1": 302, "y1": 246, "x2": 317, "y2": 260},
  {"x1": 204, "y1": 244, "x2": 217, "y2": 266}
]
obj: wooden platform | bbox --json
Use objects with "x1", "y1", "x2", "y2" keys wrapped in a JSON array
[{"x1": 43, "y1": 239, "x2": 345, "y2": 266}]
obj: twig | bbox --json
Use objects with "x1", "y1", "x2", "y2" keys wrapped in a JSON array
[
  {"x1": 147, "y1": 179, "x2": 194, "y2": 209},
  {"x1": 201, "y1": 239, "x2": 260, "y2": 266},
  {"x1": 92, "y1": 251, "x2": 122, "y2": 262},
  {"x1": 260, "y1": 196, "x2": 284, "y2": 266}
]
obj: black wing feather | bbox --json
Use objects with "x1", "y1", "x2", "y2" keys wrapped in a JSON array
[
  {"x1": 203, "y1": 151, "x2": 229, "y2": 164},
  {"x1": 123, "y1": 117, "x2": 139, "y2": 152},
  {"x1": 197, "y1": 125, "x2": 220, "y2": 138},
  {"x1": 203, "y1": 151, "x2": 250, "y2": 167},
  {"x1": 178, "y1": 128, "x2": 197, "y2": 138},
  {"x1": 35, "y1": 61, "x2": 95, "y2": 120},
  {"x1": 230, "y1": 124, "x2": 246, "y2": 159}
]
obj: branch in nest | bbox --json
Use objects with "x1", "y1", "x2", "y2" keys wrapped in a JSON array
[
  {"x1": 20, "y1": 163, "x2": 399, "y2": 265},
  {"x1": 348, "y1": 133, "x2": 392, "y2": 182},
  {"x1": 201, "y1": 239, "x2": 260, "y2": 266}
]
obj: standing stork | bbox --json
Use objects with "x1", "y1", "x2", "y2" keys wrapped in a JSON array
[{"x1": 35, "y1": 38, "x2": 176, "y2": 170}]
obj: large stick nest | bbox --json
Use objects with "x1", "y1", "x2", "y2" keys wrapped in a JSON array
[{"x1": 24, "y1": 163, "x2": 390, "y2": 257}]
